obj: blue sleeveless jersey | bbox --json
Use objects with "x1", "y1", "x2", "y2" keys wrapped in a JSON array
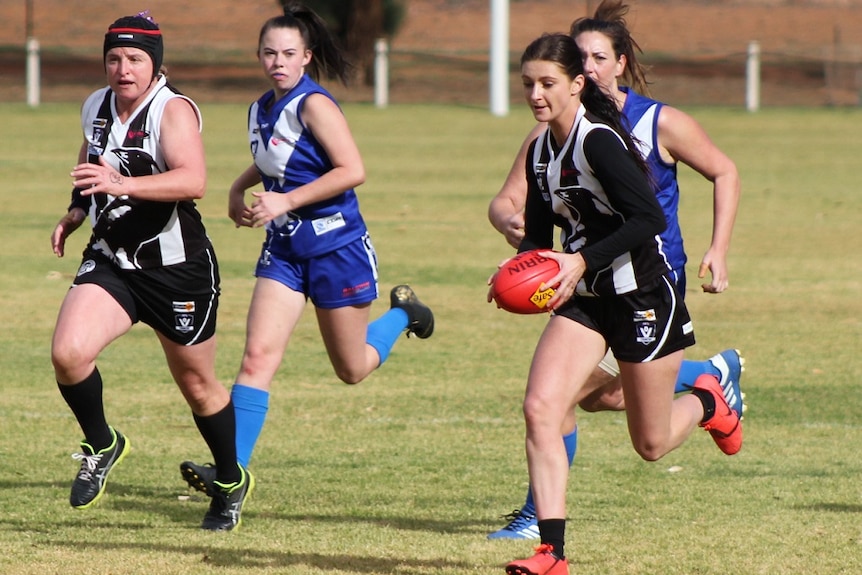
[
  {"x1": 620, "y1": 87, "x2": 686, "y2": 272},
  {"x1": 248, "y1": 74, "x2": 367, "y2": 260}
]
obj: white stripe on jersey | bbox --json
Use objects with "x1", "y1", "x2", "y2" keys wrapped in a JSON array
[
  {"x1": 250, "y1": 93, "x2": 305, "y2": 188},
  {"x1": 629, "y1": 103, "x2": 658, "y2": 161},
  {"x1": 140, "y1": 208, "x2": 184, "y2": 266}
]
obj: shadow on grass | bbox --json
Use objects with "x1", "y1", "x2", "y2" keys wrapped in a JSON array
[
  {"x1": 42, "y1": 539, "x2": 474, "y2": 573},
  {"x1": 255, "y1": 510, "x2": 493, "y2": 536},
  {"x1": 6, "y1": 479, "x2": 497, "y2": 537},
  {"x1": 796, "y1": 502, "x2": 862, "y2": 513}
]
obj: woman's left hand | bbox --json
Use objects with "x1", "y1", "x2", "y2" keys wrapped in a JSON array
[
  {"x1": 248, "y1": 191, "x2": 289, "y2": 227},
  {"x1": 486, "y1": 261, "x2": 506, "y2": 305},
  {"x1": 72, "y1": 156, "x2": 127, "y2": 197},
  {"x1": 698, "y1": 248, "x2": 729, "y2": 293},
  {"x1": 540, "y1": 250, "x2": 586, "y2": 311}
]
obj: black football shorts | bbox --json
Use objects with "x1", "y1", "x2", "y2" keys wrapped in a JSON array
[
  {"x1": 72, "y1": 246, "x2": 220, "y2": 346},
  {"x1": 555, "y1": 274, "x2": 695, "y2": 363}
]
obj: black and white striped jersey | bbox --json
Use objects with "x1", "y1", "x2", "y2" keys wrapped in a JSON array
[
  {"x1": 79, "y1": 75, "x2": 209, "y2": 270},
  {"x1": 521, "y1": 105, "x2": 670, "y2": 296}
]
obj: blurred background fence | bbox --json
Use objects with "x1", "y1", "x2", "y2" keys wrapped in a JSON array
[{"x1": 0, "y1": 0, "x2": 860, "y2": 108}]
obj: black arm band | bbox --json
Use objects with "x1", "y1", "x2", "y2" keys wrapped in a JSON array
[{"x1": 68, "y1": 187, "x2": 89, "y2": 213}]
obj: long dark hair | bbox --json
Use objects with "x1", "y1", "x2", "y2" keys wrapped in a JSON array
[
  {"x1": 520, "y1": 33, "x2": 649, "y2": 178},
  {"x1": 570, "y1": 0, "x2": 650, "y2": 96},
  {"x1": 259, "y1": 1, "x2": 353, "y2": 85}
]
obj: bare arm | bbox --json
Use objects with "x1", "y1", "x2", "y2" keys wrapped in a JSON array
[
  {"x1": 51, "y1": 141, "x2": 89, "y2": 257},
  {"x1": 658, "y1": 106, "x2": 740, "y2": 293},
  {"x1": 488, "y1": 123, "x2": 546, "y2": 249},
  {"x1": 228, "y1": 164, "x2": 262, "y2": 228},
  {"x1": 247, "y1": 94, "x2": 365, "y2": 227},
  {"x1": 71, "y1": 97, "x2": 207, "y2": 202}
]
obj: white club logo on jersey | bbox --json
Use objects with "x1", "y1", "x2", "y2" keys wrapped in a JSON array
[
  {"x1": 535, "y1": 162, "x2": 547, "y2": 193},
  {"x1": 271, "y1": 211, "x2": 302, "y2": 237}
]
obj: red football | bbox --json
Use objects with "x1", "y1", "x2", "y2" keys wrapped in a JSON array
[{"x1": 492, "y1": 249, "x2": 560, "y2": 314}]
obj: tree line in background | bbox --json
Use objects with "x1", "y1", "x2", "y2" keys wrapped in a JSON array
[{"x1": 283, "y1": 0, "x2": 407, "y2": 85}]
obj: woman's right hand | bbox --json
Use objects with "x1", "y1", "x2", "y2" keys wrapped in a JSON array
[
  {"x1": 50, "y1": 208, "x2": 85, "y2": 257},
  {"x1": 228, "y1": 165, "x2": 263, "y2": 228},
  {"x1": 228, "y1": 188, "x2": 253, "y2": 228},
  {"x1": 540, "y1": 251, "x2": 586, "y2": 311},
  {"x1": 502, "y1": 211, "x2": 526, "y2": 249}
]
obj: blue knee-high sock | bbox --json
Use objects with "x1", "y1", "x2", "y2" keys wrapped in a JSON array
[
  {"x1": 675, "y1": 359, "x2": 721, "y2": 392},
  {"x1": 366, "y1": 307, "x2": 408, "y2": 366},
  {"x1": 523, "y1": 426, "x2": 578, "y2": 516},
  {"x1": 232, "y1": 384, "x2": 269, "y2": 468}
]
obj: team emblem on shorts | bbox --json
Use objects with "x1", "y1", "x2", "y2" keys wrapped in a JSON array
[
  {"x1": 172, "y1": 301, "x2": 196, "y2": 334},
  {"x1": 259, "y1": 249, "x2": 272, "y2": 267},
  {"x1": 172, "y1": 301, "x2": 196, "y2": 313},
  {"x1": 76, "y1": 260, "x2": 96, "y2": 277},
  {"x1": 634, "y1": 308, "x2": 657, "y2": 345},
  {"x1": 174, "y1": 314, "x2": 195, "y2": 333}
]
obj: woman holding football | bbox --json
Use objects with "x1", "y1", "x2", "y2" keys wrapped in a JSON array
[
  {"x1": 487, "y1": 0, "x2": 743, "y2": 543},
  {"x1": 501, "y1": 33, "x2": 741, "y2": 575}
]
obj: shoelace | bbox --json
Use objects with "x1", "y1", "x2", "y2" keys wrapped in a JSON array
[
  {"x1": 72, "y1": 452, "x2": 103, "y2": 480},
  {"x1": 209, "y1": 486, "x2": 243, "y2": 523},
  {"x1": 501, "y1": 508, "x2": 536, "y2": 530},
  {"x1": 534, "y1": 543, "x2": 555, "y2": 555},
  {"x1": 500, "y1": 508, "x2": 528, "y2": 520}
]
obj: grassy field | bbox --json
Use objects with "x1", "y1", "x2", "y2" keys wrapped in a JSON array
[{"x1": 0, "y1": 101, "x2": 861, "y2": 574}]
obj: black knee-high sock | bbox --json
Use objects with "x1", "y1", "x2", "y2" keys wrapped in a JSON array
[
  {"x1": 193, "y1": 401, "x2": 241, "y2": 485},
  {"x1": 58, "y1": 367, "x2": 112, "y2": 451},
  {"x1": 538, "y1": 518, "x2": 566, "y2": 559}
]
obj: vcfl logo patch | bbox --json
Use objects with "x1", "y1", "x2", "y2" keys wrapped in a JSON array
[
  {"x1": 173, "y1": 301, "x2": 196, "y2": 333},
  {"x1": 633, "y1": 309, "x2": 657, "y2": 345},
  {"x1": 175, "y1": 314, "x2": 195, "y2": 333}
]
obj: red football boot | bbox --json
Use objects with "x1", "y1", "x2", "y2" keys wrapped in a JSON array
[
  {"x1": 694, "y1": 374, "x2": 743, "y2": 455},
  {"x1": 505, "y1": 544, "x2": 568, "y2": 575}
]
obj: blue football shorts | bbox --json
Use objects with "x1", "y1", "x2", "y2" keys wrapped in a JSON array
[{"x1": 255, "y1": 232, "x2": 379, "y2": 309}]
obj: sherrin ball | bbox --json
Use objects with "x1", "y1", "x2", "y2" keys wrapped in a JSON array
[{"x1": 491, "y1": 249, "x2": 560, "y2": 314}]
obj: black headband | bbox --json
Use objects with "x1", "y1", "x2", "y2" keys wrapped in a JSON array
[{"x1": 103, "y1": 21, "x2": 163, "y2": 76}]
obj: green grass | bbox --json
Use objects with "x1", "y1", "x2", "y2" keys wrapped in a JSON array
[{"x1": 1, "y1": 102, "x2": 861, "y2": 574}]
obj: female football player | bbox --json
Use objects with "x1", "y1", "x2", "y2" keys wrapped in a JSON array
[
  {"x1": 50, "y1": 12, "x2": 250, "y2": 531},
  {"x1": 487, "y1": 0, "x2": 743, "y2": 542},
  {"x1": 180, "y1": 2, "x2": 434, "y2": 496},
  {"x1": 501, "y1": 32, "x2": 741, "y2": 575}
]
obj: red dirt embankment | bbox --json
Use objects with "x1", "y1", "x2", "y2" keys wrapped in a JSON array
[{"x1": 1, "y1": 0, "x2": 861, "y2": 106}]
